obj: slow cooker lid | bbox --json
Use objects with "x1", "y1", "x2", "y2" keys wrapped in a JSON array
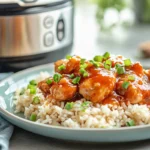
[{"x1": 0, "y1": 0, "x2": 68, "y2": 7}]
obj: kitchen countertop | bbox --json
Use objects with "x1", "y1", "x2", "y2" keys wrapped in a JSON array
[
  {"x1": 10, "y1": 127, "x2": 150, "y2": 150},
  {"x1": 10, "y1": 1, "x2": 150, "y2": 149}
]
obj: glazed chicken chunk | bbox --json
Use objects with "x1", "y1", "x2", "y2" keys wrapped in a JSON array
[
  {"x1": 55, "y1": 55, "x2": 81, "y2": 74},
  {"x1": 79, "y1": 68, "x2": 116, "y2": 103},
  {"x1": 116, "y1": 62, "x2": 150, "y2": 104},
  {"x1": 38, "y1": 76, "x2": 77, "y2": 101}
]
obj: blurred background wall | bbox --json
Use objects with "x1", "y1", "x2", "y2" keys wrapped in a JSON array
[{"x1": 72, "y1": 0, "x2": 150, "y2": 68}]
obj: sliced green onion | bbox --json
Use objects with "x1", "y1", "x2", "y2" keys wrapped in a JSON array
[
  {"x1": 27, "y1": 84, "x2": 35, "y2": 89},
  {"x1": 46, "y1": 79, "x2": 53, "y2": 85},
  {"x1": 94, "y1": 55, "x2": 103, "y2": 62},
  {"x1": 70, "y1": 74, "x2": 75, "y2": 79},
  {"x1": 66, "y1": 55, "x2": 72, "y2": 60},
  {"x1": 79, "y1": 68, "x2": 89, "y2": 77},
  {"x1": 58, "y1": 64, "x2": 66, "y2": 71},
  {"x1": 101, "y1": 126, "x2": 106, "y2": 128},
  {"x1": 104, "y1": 64, "x2": 111, "y2": 70},
  {"x1": 30, "y1": 88, "x2": 36, "y2": 94},
  {"x1": 33, "y1": 96, "x2": 40, "y2": 104},
  {"x1": 115, "y1": 63, "x2": 122, "y2": 69},
  {"x1": 27, "y1": 84, "x2": 36, "y2": 94},
  {"x1": 72, "y1": 77, "x2": 81, "y2": 84},
  {"x1": 103, "y1": 52, "x2": 110, "y2": 60},
  {"x1": 117, "y1": 66, "x2": 125, "y2": 75},
  {"x1": 30, "y1": 113, "x2": 37, "y2": 121},
  {"x1": 124, "y1": 59, "x2": 131, "y2": 67},
  {"x1": 80, "y1": 63, "x2": 88, "y2": 69},
  {"x1": 128, "y1": 75, "x2": 135, "y2": 81},
  {"x1": 65, "y1": 102, "x2": 74, "y2": 110},
  {"x1": 81, "y1": 101, "x2": 91, "y2": 111},
  {"x1": 90, "y1": 60, "x2": 100, "y2": 68},
  {"x1": 122, "y1": 81, "x2": 130, "y2": 89},
  {"x1": 29, "y1": 80, "x2": 37, "y2": 86},
  {"x1": 126, "y1": 120, "x2": 135, "y2": 126},
  {"x1": 105, "y1": 60, "x2": 111, "y2": 65},
  {"x1": 104, "y1": 60, "x2": 112, "y2": 70},
  {"x1": 83, "y1": 72, "x2": 89, "y2": 77},
  {"x1": 53, "y1": 73, "x2": 62, "y2": 83},
  {"x1": 80, "y1": 58, "x2": 86, "y2": 64},
  {"x1": 79, "y1": 68, "x2": 85, "y2": 74},
  {"x1": 20, "y1": 88, "x2": 25, "y2": 95}
]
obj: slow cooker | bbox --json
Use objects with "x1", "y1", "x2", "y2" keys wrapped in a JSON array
[{"x1": 0, "y1": 0, "x2": 74, "y2": 72}]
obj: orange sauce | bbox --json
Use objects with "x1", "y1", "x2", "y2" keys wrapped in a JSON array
[{"x1": 102, "y1": 92, "x2": 124, "y2": 106}]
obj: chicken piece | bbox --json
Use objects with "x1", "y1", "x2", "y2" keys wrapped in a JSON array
[
  {"x1": 79, "y1": 68, "x2": 116, "y2": 103},
  {"x1": 50, "y1": 77, "x2": 77, "y2": 101},
  {"x1": 55, "y1": 56, "x2": 81, "y2": 74},
  {"x1": 54, "y1": 59, "x2": 68, "y2": 73},
  {"x1": 38, "y1": 77, "x2": 53, "y2": 95},
  {"x1": 130, "y1": 62, "x2": 144, "y2": 77},
  {"x1": 38, "y1": 76, "x2": 77, "y2": 101},
  {"x1": 116, "y1": 71, "x2": 150, "y2": 104},
  {"x1": 117, "y1": 82, "x2": 143, "y2": 104},
  {"x1": 116, "y1": 79, "x2": 144, "y2": 104}
]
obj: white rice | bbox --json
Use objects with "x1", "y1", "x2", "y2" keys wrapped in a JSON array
[{"x1": 14, "y1": 72, "x2": 150, "y2": 128}]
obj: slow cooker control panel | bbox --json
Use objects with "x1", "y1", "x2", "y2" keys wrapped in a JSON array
[
  {"x1": 40, "y1": 6, "x2": 73, "y2": 53},
  {"x1": 57, "y1": 19, "x2": 65, "y2": 41},
  {"x1": 44, "y1": 16, "x2": 54, "y2": 29}
]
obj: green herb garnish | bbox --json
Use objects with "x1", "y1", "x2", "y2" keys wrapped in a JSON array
[
  {"x1": 117, "y1": 66, "x2": 125, "y2": 75},
  {"x1": 66, "y1": 55, "x2": 72, "y2": 60},
  {"x1": 124, "y1": 59, "x2": 131, "y2": 67},
  {"x1": 27, "y1": 84, "x2": 36, "y2": 94},
  {"x1": 128, "y1": 75, "x2": 135, "y2": 81},
  {"x1": 122, "y1": 81, "x2": 130, "y2": 89},
  {"x1": 81, "y1": 101, "x2": 91, "y2": 111},
  {"x1": 80, "y1": 68, "x2": 89, "y2": 77},
  {"x1": 80, "y1": 58, "x2": 86, "y2": 64},
  {"x1": 20, "y1": 88, "x2": 25, "y2": 95},
  {"x1": 30, "y1": 114, "x2": 37, "y2": 121},
  {"x1": 30, "y1": 88, "x2": 36, "y2": 94},
  {"x1": 90, "y1": 60, "x2": 100, "y2": 68},
  {"x1": 33, "y1": 96, "x2": 40, "y2": 104},
  {"x1": 53, "y1": 73, "x2": 62, "y2": 83},
  {"x1": 115, "y1": 63, "x2": 122, "y2": 69},
  {"x1": 27, "y1": 84, "x2": 35, "y2": 89},
  {"x1": 58, "y1": 64, "x2": 66, "y2": 71},
  {"x1": 70, "y1": 74, "x2": 75, "y2": 79},
  {"x1": 126, "y1": 120, "x2": 135, "y2": 126},
  {"x1": 46, "y1": 79, "x2": 53, "y2": 85},
  {"x1": 72, "y1": 77, "x2": 81, "y2": 84},
  {"x1": 80, "y1": 63, "x2": 88, "y2": 69},
  {"x1": 104, "y1": 60, "x2": 112, "y2": 70},
  {"x1": 29, "y1": 80, "x2": 37, "y2": 86},
  {"x1": 94, "y1": 55, "x2": 103, "y2": 62},
  {"x1": 83, "y1": 72, "x2": 89, "y2": 77},
  {"x1": 79, "y1": 68, "x2": 85, "y2": 74},
  {"x1": 103, "y1": 52, "x2": 110, "y2": 60},
  {"x1": 65, "y1": 102, "x2": 74, "y2": 110}
]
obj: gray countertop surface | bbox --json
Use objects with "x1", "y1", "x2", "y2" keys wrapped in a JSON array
[
  {"x1": 9, "y1": 127, "x2": 150, "y2": 150},
  {"x1": 10, "y1": 1, "x2": 150, "y2": 149}
]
